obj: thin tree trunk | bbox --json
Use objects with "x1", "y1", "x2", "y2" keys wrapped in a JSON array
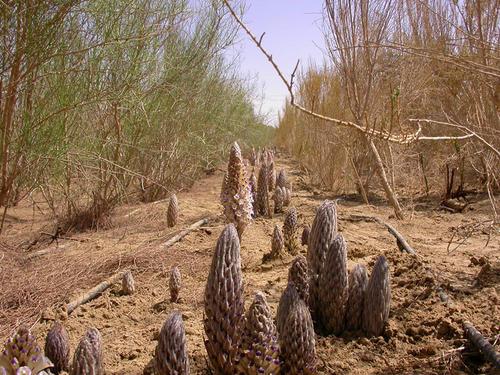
[
  {"x1": 419, "y1": 153, "x2": 430, "y2": 197},
  {"x1": 368, "y1": 139, "x2": 404, "y2": 219},
  {"x1": 350, "y1": 155, "x2": 369, "y2": 205},
  {"x1": 388, "y1": 144, "x2": 396, "y2": 189}
]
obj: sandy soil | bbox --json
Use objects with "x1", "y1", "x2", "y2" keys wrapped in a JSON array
[{"x1": 0, "y1": 155, "x2": 498, "y2": 374}]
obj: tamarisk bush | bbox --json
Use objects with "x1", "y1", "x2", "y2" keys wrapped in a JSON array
[
  {"x1": 345, "y1": 264, "x2": 369, "y2": 331},
  {"x1": 45, "y1": 321, "x2": 70, "y2": 373},
  {"x1": 362, "y1": 256, "x2": 391, "y2": 336},
  {"x1": 220, "y1": 142, "x2": 253, "y2": 238},
  {"x1": 167, "y1": 194, "x2": 179, "y2": 228},
  {"x1": 236, "y1": 292, "x2": 280, "y2": 374},
  {"x1": 154, "y1": 311, "x2": 190, "y2": 374},
  {"x1": 0, "y1": 326, "x2": 52, "y2": 374},
  {"x1": 71, "y1": 328, "x2": 103, "y2": 375},
  {"x1": 204, "y1": 224, "x2": 244, "y2": 374}
]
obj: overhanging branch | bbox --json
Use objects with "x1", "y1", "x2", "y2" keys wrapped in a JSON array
[{"x1": 221, "y1": 0, "x2": 485, "y2": 146}]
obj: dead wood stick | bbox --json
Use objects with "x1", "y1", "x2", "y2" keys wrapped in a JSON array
[
  {"x1": 162, "y1": 218, "x2": 209, "y2": 248},
  {"x1": 378, "y1": 219, "x2": 416, "y2": 255},
  {"x1": 344, "y1": 214, "x2": 416, "y2": 254},
  {"x1": 463, "y1": 321, "x2": 500, "y2": 368},
  {"x1": 66, "y1": 271, "x2": 126, "y2": 314},
  {"x1": 26, "y1": 243, "x2": 70, "y2": 260}
]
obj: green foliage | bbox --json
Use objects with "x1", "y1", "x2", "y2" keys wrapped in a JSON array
[{"x1": 0, "y1": 0, "x2": 268, "y2": 228}]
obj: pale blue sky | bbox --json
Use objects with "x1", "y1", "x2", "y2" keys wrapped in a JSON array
[{"x1": 227, "y1": 1, "x2": 326, "y2": 126}]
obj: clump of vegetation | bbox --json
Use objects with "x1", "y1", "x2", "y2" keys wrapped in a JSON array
[
  {"x1": 288, "y1": 255, "x2": 310, "y2": 305},
  {"x1": 0, "y1": 0, "x2": 273, "y2": 234},
  {"x1": 301, "y1": 225, "x2": 310, "y2": 246}
]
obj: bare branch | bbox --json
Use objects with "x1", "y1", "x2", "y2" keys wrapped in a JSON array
[
  {"x1": 410, "y1": 118, "x2": 500, "y2": 158},
  {"x1": 221, "y1": 0, "x2": 479, "y2": 146}
]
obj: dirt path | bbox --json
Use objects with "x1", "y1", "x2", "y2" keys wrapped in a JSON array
[{"x1": 1, "y1": 156, "x2": 498, "y2": 374}]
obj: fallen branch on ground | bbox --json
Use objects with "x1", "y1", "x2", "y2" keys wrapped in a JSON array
[
  {"x1": 66, "y1": 271, "x2": 127, "y2": 314},
  {"x1": 26, "y1": 243, "x2": 71, "y2": 260},
  {"x1": 344, "y1": 214, "x2": 416, "y2": 254},
  {"x1": 342, "y1": 214, "x2": 457, "y2": 306},
  {"x1": 162, "y1": 218, "x2": 209, "y2": 248},
  {"x1": 463, "y1": 321, "x2": 500, "y2": 368}
]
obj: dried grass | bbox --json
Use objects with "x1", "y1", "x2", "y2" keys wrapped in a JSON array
[{"x1": 0, "y1": 201, "x2": 199, "y2": 341}]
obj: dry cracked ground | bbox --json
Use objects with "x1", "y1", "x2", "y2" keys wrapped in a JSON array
[{"x1": 1, "y1": 155, "x2": 498, "y2": 374}]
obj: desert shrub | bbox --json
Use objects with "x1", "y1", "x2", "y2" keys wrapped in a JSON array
[{"x1": 0, "y1": 0, "x2": 272, "y2": 232}]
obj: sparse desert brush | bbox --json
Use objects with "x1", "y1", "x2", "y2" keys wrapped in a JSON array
[
  {"x1": 220, "y1": 142, "x2": 253, "y2": 238},
  {"x1": 167, "y1": 194, "x2": 179, "y2": 228},
  {"x1": 155, "y1": 311, "x2": 190, "y2": 374},
  {"x1": 204, "y1": 224, "x2": 244, "y2": 374}
]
